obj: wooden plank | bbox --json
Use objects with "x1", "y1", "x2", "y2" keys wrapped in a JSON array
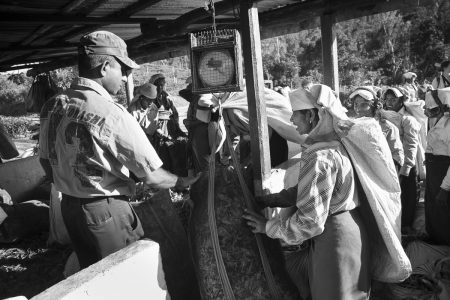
[
  {"x1": 59, "y1": 0, "x2": 165, "y2": 42},
  {"x1": 125, "y1": 70, "x2": 134, "y2": 106},
  {"x1": 0, "y1": 43, "x2": 77, "y2": 53},
  {"x1": 240, "y1": 0, "x2": 271, "y2": 196},
  {"x1": 0, "y1": 14, "x2": 162, "y2": 25},
  {"x1": 320, "y1": 13, "x2": 339, "y2": 92},
  {"x1": 260, "y1": 0, "x2": 436, "y2": 39}
]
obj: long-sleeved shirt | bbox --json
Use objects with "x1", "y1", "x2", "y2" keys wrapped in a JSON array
[
  {"x1": 128, "y1": 100, "x2": 159, "y2": 135},
  {"x1": 265, "y1": 140, "x2": 359, "y2": 245},
  {"x1": 426, "y1": 114, "x2": 450, "y2": 190},
  {"x1": 384, "y1": 108, "x2": 421, "y2": 176},
  {"x1": 431, "y1": 75, "x2": 450, "y2": 89},
  {"x1": 379, "y1": 119, "x2": 404, "y2": 167}
]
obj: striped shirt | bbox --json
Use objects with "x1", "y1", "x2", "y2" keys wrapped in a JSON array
[{"x1": 266, "y1": 141, "x2": 359, "y2": 245}]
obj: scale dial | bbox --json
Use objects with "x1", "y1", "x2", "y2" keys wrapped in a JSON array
[{"x1": 198, "y1": 49, "x2": 235, "y2": 87}]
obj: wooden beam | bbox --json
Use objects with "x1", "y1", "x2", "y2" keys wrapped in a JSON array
[
  {"x1": 125, "y1": 70, "x2": 134, "y2": 106},
  {"x1": 0, "y1": 14, "x2": 162, "y2": 25},
  {"x1": 0, "y1": 62, "x2": 49, "y2": 73},
  {"x1": 240, "y1": 0, "x2": 271, "y2": 196},
  {"x1": 26, "y1": 57, "x2": 78, "y2": 77},
  {"x1": 320, "y1": 13, "x2": 339, "y2": 92},
  {"x1": 260, "y1": 0, "x2": 436, "y2": 39},
  {"x1": 131, "y1": 0, "x2": 261, "y2": 48},
  {"x1": 0, "y1": 44, "x2": 78, "y2": 53},
  {"x1": 59, "y1": 0, "x2": 164, "y2": 42},
  {"x1": 133, "y1": 44, "x2": 189, "y2": 64},
  {"x1": 19, "y1": 0, "x2": 89, "y2": 46}
]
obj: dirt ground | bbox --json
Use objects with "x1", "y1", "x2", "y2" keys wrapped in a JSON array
[{"x1": 0, "y1": 233, "x2": 71, "y2": 299}]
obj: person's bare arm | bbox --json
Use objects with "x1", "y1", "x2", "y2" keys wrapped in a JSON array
[{"x1": 140, "y1": 167, "x2": 200, "y2": 191}]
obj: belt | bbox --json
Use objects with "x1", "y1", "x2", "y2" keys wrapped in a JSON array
[
  {"x1": 282, "y1": 240, "x2": 310, "y2": 253},
  {"x1": 62, "y1": 194, "x2": 130, "y2": 204}
]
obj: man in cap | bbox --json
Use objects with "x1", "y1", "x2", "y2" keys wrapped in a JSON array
[
  {"x1": 128, "y1": 83, "x2": 159, "y2": 137},
  {"x1": 383, "y1": 87, "x2": 421, "y2": 233},
  {"x1": 39, "y1": 31, "x2": 198, "y2": 269}
]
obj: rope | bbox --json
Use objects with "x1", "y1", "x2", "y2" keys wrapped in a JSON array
[
  {"x1": 225, "y1": 133, "x2": 283, "y2": 300},
  {"x1": 209, "y1": 0, "x2": 218, "y2": 43},
  {"x1": 207, "y1": 129, "x2": 236, "y2": 300}
]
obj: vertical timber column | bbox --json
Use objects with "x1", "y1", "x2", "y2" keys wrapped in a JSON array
[
  {"x1": 320, "y1": 13, "x2": 340, "y2": 93},
  {"x1": 240, "y1": 0, "x2": 271, "y2": 196},
  {"x1": 125, "y1": 70, "x2": 134, "y2": 106}
]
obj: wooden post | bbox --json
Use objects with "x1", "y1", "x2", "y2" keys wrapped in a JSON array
[
  {"x1": 320, "y1": 13, "x2": 340, "y2": 93},
  {"x1": 125, "y1": 70, "x2": 134, "y2": 106},
  {"x1": 240, "y1": 0, "x2": 271, "y2": 196}
]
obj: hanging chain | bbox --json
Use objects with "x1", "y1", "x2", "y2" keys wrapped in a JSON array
[{"x1": 209, "y1": 0, "x2": 218, "y2": 42}]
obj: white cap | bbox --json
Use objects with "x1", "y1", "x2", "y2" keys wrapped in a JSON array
[
  {"x1": 349, "y1": 89, "x2": 375, "y2": 102},
  {"x1": 384, "y1": 87, "x2": 404, "y2": 98}
]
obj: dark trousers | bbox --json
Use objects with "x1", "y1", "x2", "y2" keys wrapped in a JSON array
[
  {"x1": 400, "y1": 166, "x2": 418, "y2": 228},
  {"x1": 283, "y1": 209, "x2": 371, "y2": 300},
  {"x1": 425, "y1": 154, "x2": 450, "y2": 246},
  {"x1": 61, "y1": 195, "x2": 144, "y2": 269}
]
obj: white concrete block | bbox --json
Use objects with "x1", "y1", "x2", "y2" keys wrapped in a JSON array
[{"x1": 32, "y1": 239, "x2": 168, "y2": 300}]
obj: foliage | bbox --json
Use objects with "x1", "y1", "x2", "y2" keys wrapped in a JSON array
[
  {"x1": 0, "y1": 115, "x2": 37, "y2": 138},
  {"x1": 0, "y1": 74, "x2": 30, "y2": 115},
  {"x1": 261, "y1": 0, "x2": 450, "y2": 89}
]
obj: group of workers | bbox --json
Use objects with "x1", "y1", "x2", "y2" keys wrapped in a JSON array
[
  {"x1": 36, "y1": 28, "x2": 450, "y2": 300},
  {"x1": 244, "y1": 68, "x2": 450, "y2": 298}
]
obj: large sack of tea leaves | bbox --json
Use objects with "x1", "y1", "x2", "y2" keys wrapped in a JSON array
[
  {"x1": 189, "y1": 165, "x2": 299, "y2": 299},
  {"x1": 131, "y1": 189, "x2": 200, "y2": 300}
]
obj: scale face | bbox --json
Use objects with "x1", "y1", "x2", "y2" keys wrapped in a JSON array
[
  {"x1": 190, "y1": 29, "x2": 243, "y2": 94},
  {"x1": 198, "y1": 49, "x2": 235, "y2": 87}
]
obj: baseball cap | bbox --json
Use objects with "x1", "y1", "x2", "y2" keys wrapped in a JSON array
[
  {"x1": 138, "y1": 83, "x2": 157, "y2": 99},
  {"x1": 149, "y1": 73, "x2": 165, "y2": 84},
  {"x1": 79, "y1": 31, "x2": 139, "y2": 69}
]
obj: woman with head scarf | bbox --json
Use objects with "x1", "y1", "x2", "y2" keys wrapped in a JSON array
[
  {"x1": 432, "y1": 61, "x2": 450, "y2": 89},
  {"x1": 350, "y1": 87, "x2": 404, "y2": 170},
  {"x1": 424, "y1": 88, "x2": 450, "y2": 246},
  {"x1": 402, "y1": 72, "x2": 418, "y2": 101},
  {"x1": 243, "y1": 85, "x2": 371, "y2": 299},
  {"x1": 383, "y1": 87, "x2": 421, "y2": 233}
]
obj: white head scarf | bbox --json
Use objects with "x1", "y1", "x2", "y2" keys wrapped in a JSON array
[{"x1": 289, "y1": 84, "x2": 352, "y2": 143}]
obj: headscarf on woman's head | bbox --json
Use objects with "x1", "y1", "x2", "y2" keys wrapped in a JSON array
[
  {"x1": 384, "y1": 87, "x2": 406, "y2": 101},
  {"x1": 289, "y1": 84, "x2": 353, "y2": 144}
]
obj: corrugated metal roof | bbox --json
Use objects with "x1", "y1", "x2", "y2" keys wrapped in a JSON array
[{"x1": 0, "y1": 0, "x2": 429, "y2": 72}]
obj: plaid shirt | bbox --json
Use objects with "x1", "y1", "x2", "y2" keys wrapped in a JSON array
[{"x1": 266, "y1": 141, "x2": 359, "y2": 245}]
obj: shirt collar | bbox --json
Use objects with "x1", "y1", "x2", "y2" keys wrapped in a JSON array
[{"x1": 71, "y1": 77, "x2": 114, "y2": 102}]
